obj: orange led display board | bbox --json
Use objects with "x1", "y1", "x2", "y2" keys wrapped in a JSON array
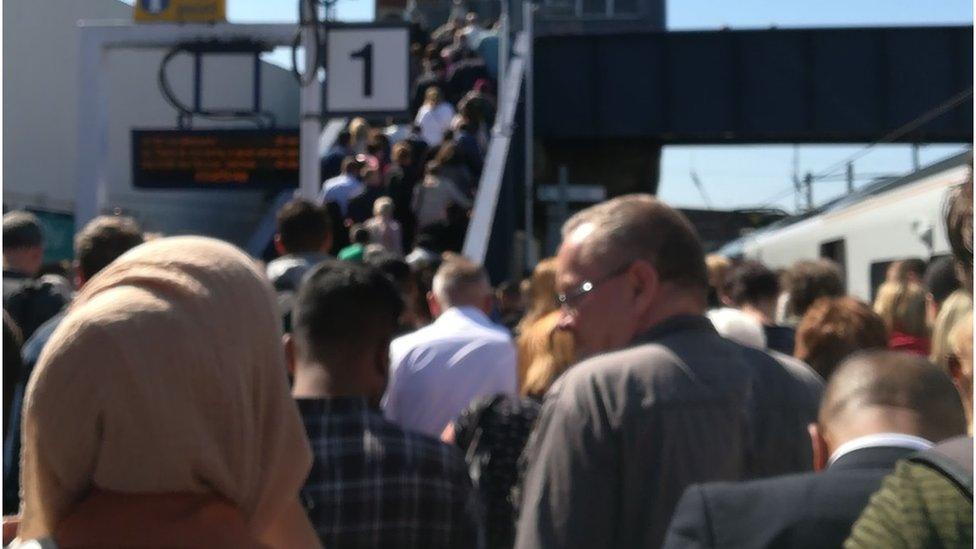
[{"x1": 132, "y1": 129, "x2": 299, "y2": 190}]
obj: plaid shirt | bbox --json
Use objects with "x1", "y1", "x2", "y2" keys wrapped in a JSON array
[{"x1": 297, "y1": 397, "x2": 482, "y2": 549}]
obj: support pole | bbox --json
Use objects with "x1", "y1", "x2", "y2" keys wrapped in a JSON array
[
  {"x1": 498, "y1": 0, "x2": 508, "y2": 113},
  {"x1": 299, "y1": 9, "x2": 322, "y2": 201},
  {"x1": 912, "y1": 144, "x2": 921, "y2": 172},
  {"x1": 804, "y1": 172, "x2": 814, "y2": 211},
  {"x1": 846, "y1": 162, "x2": 854, "y2": 194},
  {"x1": 523, "y1": 0, "x2": 537, "y2": 272},
  {"x1": 76, "y1": 30, "x2": 109, "y2": 233},
  {"x1": 792, "y1": 144, "x2": 800, "y2": 213}
]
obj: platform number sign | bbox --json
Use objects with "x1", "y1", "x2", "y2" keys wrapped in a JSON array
[
  {"x1": 325, "y1": 25, "x2": 409, "y2": 117},
  {"x1": 350, "y1": 43, "x2": 373, "y2": 97}
]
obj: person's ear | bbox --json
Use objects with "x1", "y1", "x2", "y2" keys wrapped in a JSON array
[
  {"x1": 427, "y1": 291, "x2": 442, "y2": 317},
  {"x1": 73, "y1": 260, "x2": 86, "y2": 289},
  {"x1": 375, "y1": 339, "x2": 391, "y2": 381},
  {"x1": 371, "y1": 335, "x2": 393, "y2": 406},
  {"x1": 947, "y1": 355, "x2": 971, "y2": 406},
  {"x1": 630, "y1": 260, "x2": 660, "y2": 303},
  {"x1": 283, "y1": 333, "x2": 297, "y2": 376},
  {"x1": 809, "y1": 423, "x2": 829, "y2": 472},
  {"x1": 27, "y1": 247, "x2": 44, "y2": 272},
  {"x1": 273, "y1": 235, "x2": 287, "y2": 256},
  {"x1": 481, "y1": 293, "x2": 494, "y2": 315}
]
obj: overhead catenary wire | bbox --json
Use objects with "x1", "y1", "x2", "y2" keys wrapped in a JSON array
[
  {"x1": 757, "y1": 87, "x2": 974, "y2": 210},
  {"x1": 811, "y1": 87, "x2": 974, "y2": 181},
  {"x1": 690, "y1": 170, "x2": 714, "y2": 210}
]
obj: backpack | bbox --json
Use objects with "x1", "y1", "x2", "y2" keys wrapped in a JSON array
[{"x1": 908, "y1": 435, "x2": 973, "y2": 499}]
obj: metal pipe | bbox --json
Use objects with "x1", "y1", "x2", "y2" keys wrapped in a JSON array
[
  {"x1": 253, "y1": 51, "x2": 262, "y2": 115},
  {"x1": 299, "y1": 11, "x2": 322, "y2": 201},
  {"x1": 497, "y1": 0, "x2": 508, "y2": 122},
  {"x1": 523, "y1": 0, "x2": 537, "y2": 272}
]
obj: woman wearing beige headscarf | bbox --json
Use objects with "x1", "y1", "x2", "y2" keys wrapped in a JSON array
[{"x1": 14, "y1": 236, "x2": 320, "y2": 548}]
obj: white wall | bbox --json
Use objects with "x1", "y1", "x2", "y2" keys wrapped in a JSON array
[{"x1": 3, "y1": 0, "x2": 300, "y2": 246}]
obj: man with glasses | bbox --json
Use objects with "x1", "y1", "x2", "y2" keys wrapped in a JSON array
[{"x1": 514, "y1": 195, "x2": 824, "y2": 549}]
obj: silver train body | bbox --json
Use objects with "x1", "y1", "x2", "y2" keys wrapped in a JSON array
[{"x1": 719, "y1": 151, "x2": 971, "y2": 302}]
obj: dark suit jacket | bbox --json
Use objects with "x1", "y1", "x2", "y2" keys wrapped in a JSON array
[{"x1": 662, "y1": 445, "x2": 918, "y2": 549}]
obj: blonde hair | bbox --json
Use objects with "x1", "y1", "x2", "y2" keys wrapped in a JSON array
[
  {"x1": 349, "y1": 117, "x2": 371, "y2": 143},
  {"x1": 517, "y1": 310, "x2": 575, "y2": 399},
  {"x1": 516, "y1": 258, "x2": 559, "y2": 334},
  {"x1": 373, "y1": 196, "x2": 394, "y2": 218},
  {"x1": 873, "y1": 281, "x2": 929, "y2": 338},
  {"x1": 706, "y1": 254, "x2": 733, "y2": 290},
  {"x1": 931, "y1": 290, "x2": 973, "y2": 370}
]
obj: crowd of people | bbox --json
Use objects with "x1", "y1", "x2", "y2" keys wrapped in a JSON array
[
  {"x1": 0, "y1": 14, "x2": 972, "y2": 543},
  {"x1": 0, "y1": 166, "x2": 971, "y2": 548},
  {"x1": 316, "y1": 9, "x2": 496, "y2": 267}
]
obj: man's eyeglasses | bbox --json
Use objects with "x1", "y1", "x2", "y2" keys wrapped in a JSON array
[{"x1": 556, "y1": 262, "x2": 633, "y2": 310}]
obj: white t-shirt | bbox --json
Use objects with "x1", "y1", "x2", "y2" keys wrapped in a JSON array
[{"x1": 415, "y1": 102, "x2": 456, "y2": 146}]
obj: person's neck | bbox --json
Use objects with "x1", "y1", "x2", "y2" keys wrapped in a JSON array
[
  {"x1": 2, "y1": 257, "x2": 33, "y2": 276},
  {"x1": 826, "y1": 407, "x2": 930, "y2": 452},
  {"x1": 292, "y1": 362, "x2": 369, "y2": 401},
  {"x1": 438, "y1": 303, "x2": 489, "y2": 319},
  {"x1": 740, "y1": 304, "x2": 774, "y2": 326},
  {"x1": 634, "y1": 287, "x2": 705, "y2": 335}
]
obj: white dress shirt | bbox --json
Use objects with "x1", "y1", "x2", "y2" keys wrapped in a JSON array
[
  {"x1": 382, "y1": 306, "x2": 518, "y2": 437},
  {"x1": 319, "y1": 174, "x2": 364, "y2": 216},
  {"x1": 827, "y1": 432, "x2": 934, "y2": 467}
]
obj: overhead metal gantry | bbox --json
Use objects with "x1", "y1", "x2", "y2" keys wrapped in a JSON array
[{"x1": 75, "y1": 21, "x2": 324, "y2": 233}]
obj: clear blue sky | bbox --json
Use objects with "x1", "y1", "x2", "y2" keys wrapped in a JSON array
[{"x1": 178, "y1": 0, "x2": 974, "y2": 213}]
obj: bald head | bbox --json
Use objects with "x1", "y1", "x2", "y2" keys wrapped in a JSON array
[{"x1": 819, "y1": 350, "x2": 967, "y2": 444}]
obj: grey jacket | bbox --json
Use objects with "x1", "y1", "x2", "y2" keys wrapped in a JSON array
[{"x1": 514, "y1": 315, "x2": 823, "y2": 549}]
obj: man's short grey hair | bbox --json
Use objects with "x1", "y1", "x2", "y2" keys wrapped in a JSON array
[
  {"x1": 432, "y1": 254, "x2": 490, "y2": 308},
  {"x1": 3, "y1": 210, "x2": 43, "y2": 250},
  {"x1": 819, "y1": 350, "x2": 966, "y2": 443},
  {"x1": 562, "y1": 194, "x2": 708, "y2": 290}
]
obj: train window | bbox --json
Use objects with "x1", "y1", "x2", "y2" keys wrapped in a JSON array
[
  {"x1": 820, "y1": 239, "x2": 847, "y2": 274},
  {"x1": 869, "y1": 260, "x2": 893, "y2": 302}
]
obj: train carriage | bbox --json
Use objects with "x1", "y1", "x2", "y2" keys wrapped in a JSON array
[{"x1": 719, "y1": 151, "x2": 972, "y2": 302}]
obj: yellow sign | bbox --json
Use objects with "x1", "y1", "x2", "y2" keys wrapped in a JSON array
[{"x1": 134, "y1": 0, "x2": 226, "y2": 23}]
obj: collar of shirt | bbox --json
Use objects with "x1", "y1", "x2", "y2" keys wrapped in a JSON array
[
  {"x1": 296, "y1": 395, "x2": 369, "y2": 408},
  {"x1": 3, "y1": 269, "x2": 30, "y2": 280},
  {"x1": 633, "y1": 314, "x2": 714, "y2": 345},
  {"x1": 827, "y1": 432, "x2": 934, "y2": 467},
  {"x1": 434, "y1": 306, "x2": 496, "y2": 329}
]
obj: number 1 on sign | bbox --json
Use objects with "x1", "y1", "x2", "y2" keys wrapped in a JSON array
[{"x1": 350, "y1": 43, "x2": 373, "y2": 97}]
